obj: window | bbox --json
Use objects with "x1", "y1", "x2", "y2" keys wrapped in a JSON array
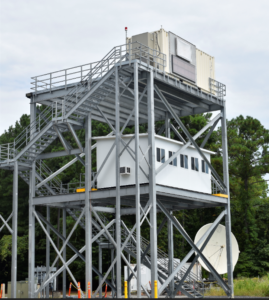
[
  {"x1": 157, "y1": 148, "x2": 165, "y2": 163},
  {"x1": 202, "y1": 160, "x2": 209, "y2": 174},
  {"x1": 169, "y1": 151, "x2": 177, "y2": 166},
  {"x1": 191, "y1": 157, "x2": 199, "y2": 171},
  {"x1": 185, "y1": 155, "x2": 188, "y2": 169},
  {"x1": 180, "y1": 154, "x2": 188, "y2": 169}
]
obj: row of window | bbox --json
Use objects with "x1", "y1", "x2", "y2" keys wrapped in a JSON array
[{"x1": 156, "y1": 148, "x2": 209, "y2": 173}]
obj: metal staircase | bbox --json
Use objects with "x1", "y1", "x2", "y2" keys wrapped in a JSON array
[
  {"x1": 19, "y1": 160, "x2": 66, "y2": 196},
  {"x1": 121, "y1": 222, "x2": 204, "y2": 298},
  {"x1": 0, "y1": 41, "x2": 165, "y2": 168}
]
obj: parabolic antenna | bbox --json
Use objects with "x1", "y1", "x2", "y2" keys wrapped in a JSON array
[{"x1": 194, "y1": 224, "x2": 240, "y2": 275}]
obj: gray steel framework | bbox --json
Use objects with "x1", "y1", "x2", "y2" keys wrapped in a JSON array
[{"x1": 0, "y1": 41, "x2": 234, "y2": 298}]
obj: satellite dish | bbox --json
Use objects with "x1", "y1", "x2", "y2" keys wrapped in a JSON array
[{"x1": 194, "y1": 224, "x2": 240, "y2": 275}]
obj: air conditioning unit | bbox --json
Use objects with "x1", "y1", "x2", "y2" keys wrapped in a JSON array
[{"x1": 120, "y1": 167, "x2": 131, "y2": 175}]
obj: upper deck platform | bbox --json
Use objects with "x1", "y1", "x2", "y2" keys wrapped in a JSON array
[{"x1": 29, "y1": 41, "x2": 225, "y2": 126}]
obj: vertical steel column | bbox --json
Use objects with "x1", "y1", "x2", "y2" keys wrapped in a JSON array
[
  {"x1": 147, "y1": 69, "x2": 158, "y2": 297},
  {"x1": 85, "y1": 112, "x2": 92, "y2": 291},
  {"x1": 127, "y1": 253, "x2": 131, "y2": 298},
  {"x1": 115, "y1": 66, "x2": 122, "y2": 297},
  {"x1": 46, "y1": 207, "x2": 50, "y2": 298},
  {"x1": 168, "y1": 211, "x2": 174, "y2": 297},
  {"x1": 99, "y1": 246, "x2": 102, "y2": 298},
  {"x1": 221, "y1": 105, "x2": 234, "y2": 298},
  {"x1": 11, "y1": 160, "x2": 18, "y2": 298},
  {"x1": 62, "y1": 208, "x2": 66, "y2": 298},
  {"x1": 28, "y1": 97, "x2": 36, "y2": 298},
  {"x1": 165, "y1": 112, "x2": 170, "y2": 138},
  {"x1": 111, "y1": 249, "x2": 115, "y2": 298},
  {"x1": 28, "y1": 161, "x2": 36, "y2": 298},
  {"x1": 134, "y1": 62, "x2": 141, "y2": 298}
]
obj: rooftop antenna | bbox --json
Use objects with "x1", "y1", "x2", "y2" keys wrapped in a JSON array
[{"x1": 125, "y1": 27, "x2": 128, "y2": 45}]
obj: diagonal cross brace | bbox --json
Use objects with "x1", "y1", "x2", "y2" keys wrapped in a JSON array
[
  {"x1": 157, "y1": 206, "x2": 227, "y2": 294},
  {"x1": 200, "y1": 118, "x2": 220, "y2": 148},
  {"x1": 154, "y1": 84, "x2": 225, "y2": 189},
  {"x1": 171, "y1": 217, "x2": 222, "y2": 297},
  {"x1": 120, "y1": 86, "x2": 147, "y2": 134},
  {"x1": 0, "y1": 213, "x2": 13, "y2": 234},
  {"x1": 67, "y1": 122, "x2": 84, "y2": 152},
  {"x1": 170, "y1": 123, "x2": 186, "y2": 143},
  {"x1": 92, "y1": 205, "x2": 150, "y2": 298},
  {"x1": 34, "y1": 210, "x2": 80, "y2": 294},
  {"x1": 36, "y1": 208, "x2": 85, "y2": 294},
  {"x1": 53, "y1": 125, "x2": 70, "y2": 154},
  {"x1": 125, "y1": 217, "x2": 167, "y2": 284},
  {"x1": 36, "y1": 213, "x2": 116, "y2": 293},
  {"x1": 156, "y1": 112, "x2": 221, "y2": 175},
  {"x1": 157, "y1": 200, "x2": 230, "y2": 294}
]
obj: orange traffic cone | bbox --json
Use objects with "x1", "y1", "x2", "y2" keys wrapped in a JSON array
[
  {"x1": 77, "y1": 282, "x2": 81, "y2": 299},
  {"x1": 88, "y1": 282, "x2": 91, "y2": 298},
  {"x1": 104, "y1": 284, "x2": 108, "y2": 298},
  {"x1": 68, "y1": 283, "x2": 72, "y2": 297}
]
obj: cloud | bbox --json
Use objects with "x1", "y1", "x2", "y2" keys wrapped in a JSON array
[{"x1": 0, "y1": 0, "x2": 269, "y2": 134}]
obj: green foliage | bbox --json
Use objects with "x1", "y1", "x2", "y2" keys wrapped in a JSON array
[
  {"x1": 0, "y1": 112, "x2": 268, "y2": 289},
  {"x1": 205, "y1": 275, "x2": 269, "y2": 297}
]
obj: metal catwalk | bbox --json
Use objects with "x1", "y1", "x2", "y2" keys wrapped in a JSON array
[{"x1": 0, "y1": 41, "x2": 234, "y2": 298}]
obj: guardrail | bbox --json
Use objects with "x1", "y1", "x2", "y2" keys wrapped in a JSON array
[
  {"x1": 31, "y1": 41, "x2": 166, "y2": 92},
  {"x1": 211, "y1": 175, "x2": 225, "y2": 194},
  {"x1": 209, "y1": 78, "x2": 226, "y2": 100}
]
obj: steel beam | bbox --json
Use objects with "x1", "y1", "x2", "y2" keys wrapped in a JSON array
[
  {"x1": 147, "y1": 69, "x2": 158, "y2": 297},
  {"x1": 115, "y1": 65, "x2": 122, "y2": 297},
  {"x1": 62, "y1": 208, "x2": 66, "y2": 298},
  {"x1": 36, "y1": 148, "x2": 82, "y2": 160},
  {"x1": 85, "y1": 113, "x2": 92, "y2": 290},
  {"x1": 67, "y1": 122, "x2": 84, "y2": 152},
  {"x1": 53, "y1": 125, "x2": 70, "y2": 154},
  {"x1": 0, "y1": 213, "x2": 13, "y2": 234},
  {"x1": 170, "y1": 123, "x2": 186, "y2": 143},
  {"x1": 28, "y1": 161, "x2": 35, "y2": 298},
  {"x1": 99, "y1": 246, "x2": 102, "y2": 298},
  {"x1": 165, "y1": 112, "x2": 170, "y2": 138},
  {"x1": 200, "y1": 118, "x2": 220, "y2": 149},
  {"x1": 134, "y1": 62, "x2": 141, "y2": 298},
  {"x1": 11, "y1": 160, "x2": 18, "y2": 298},
  {"x1": 168, "y1": 211, "x2": 174, "y2": 297},
  {"x1": 46, "y1": 207, "x2": 50, "y2": 298},
  {"x1": 222, "y1": 104, "x2": 234, "y2": 298}
]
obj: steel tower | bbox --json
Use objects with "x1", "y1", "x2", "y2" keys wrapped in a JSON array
[{"x1": 0, "y1": 41, "x2": 234, "y2": 298}]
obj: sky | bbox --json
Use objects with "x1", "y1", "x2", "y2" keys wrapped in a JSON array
[{"x1": 0, "y1": 0, "x2": 268, "y2": 141}]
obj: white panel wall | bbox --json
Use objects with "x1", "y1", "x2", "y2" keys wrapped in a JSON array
[
  {"x1": 95, "y1": 134, "x2": 212, "y2": 194},
  {"x1": 95, "y1": 135, "x2": 149, "y2": 189},
  {"x1": 155, "y1": 136, "x2": 211, "y2": 193}
]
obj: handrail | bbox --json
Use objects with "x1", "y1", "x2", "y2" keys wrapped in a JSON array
[{"x1": 31, "y1": 41, "x2": 166, "y2": 92}]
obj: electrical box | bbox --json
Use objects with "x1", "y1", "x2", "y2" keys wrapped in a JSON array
[{"x1": 127, "y1": 28, "x2": 215, "y2": 93}]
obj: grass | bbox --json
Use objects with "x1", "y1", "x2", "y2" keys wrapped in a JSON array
[{"x1": 204, "y1": 275, "x2": 269, "y2": 297}]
